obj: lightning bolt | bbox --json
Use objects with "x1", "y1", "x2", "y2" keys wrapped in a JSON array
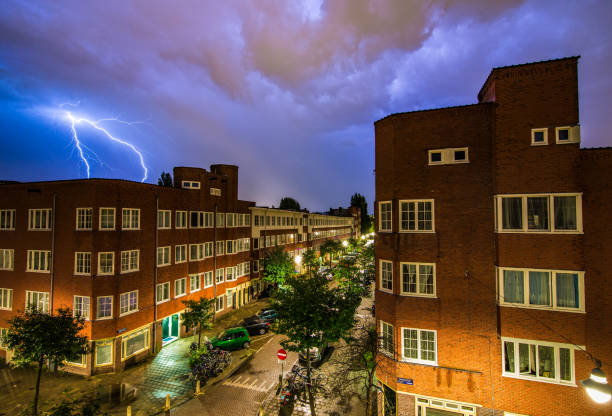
[{"x1": 65, "y1": 111, "x2": 148, "y2": 182}]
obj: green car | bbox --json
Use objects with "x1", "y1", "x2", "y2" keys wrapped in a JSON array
[{"x1": 210, "y1": 327, "x2": 251, "y2": 351}]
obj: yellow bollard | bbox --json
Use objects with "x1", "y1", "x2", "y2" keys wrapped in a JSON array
[
  {"x1": 259, "y1": 404, "x2": 264, "y2": 416},
  {"x1": 127, "y1": 405, "x2": 131, "y2": 416},
  {"x1": 165, "y1": 393, "x2": 170, "y2": 410},
  {"x1": 195, "y1": 379, "x2": 201, "y2": 395}
]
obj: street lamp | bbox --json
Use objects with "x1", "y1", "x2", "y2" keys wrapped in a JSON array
[
  {"x1": 581, "y1": 361, "x2": 612, "y2": 404},
  {"x1": 342, "y1": 240, "x2": 348, "y2": 247},
  {"x1": 294, "y1": 255, "x2": 302, "y2": 265}
]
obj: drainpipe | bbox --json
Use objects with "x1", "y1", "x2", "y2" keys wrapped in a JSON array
[
  {"x1": 212, "y1": 204, "x2": 218, "y2": 322},
  {"x1": 153, "y1": 196, "x2": 158, "y2": 353},
  {"x1": 50, "y1": 193, "x2": 56, "y2": 314}
]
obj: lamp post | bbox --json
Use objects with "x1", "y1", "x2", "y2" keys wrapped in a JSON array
[
  {"x1": 581, "y1": 360, "x2": 612, "y2": 404},
  {"x1": 294, "y1": 254, "x2": 302, "y2": 274}
]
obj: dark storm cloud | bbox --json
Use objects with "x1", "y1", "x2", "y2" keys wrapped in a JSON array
[{"x1": 0, "y1": 0, "x2": 610, "y2": 211}]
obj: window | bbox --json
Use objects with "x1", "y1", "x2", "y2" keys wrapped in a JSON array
[
  {"x1": 95, "y1": 339, "x2": 113, "y2": 366},
  {"x1": 176, "y1": 211, "x2": 188, "y2": 228},
  {"x1": 158, "y1": 210, "x2": 171, "y2": 229},
  {"x1": 379, "y1": 201, "x2": 392, "y2": 232},
  {"x1": 190, "y1": 274, "x2": 201, "y2": 292},
  {"x1": 253, "y1": 260, "x2": 259, "y2": 273},
  {"x1": 27, "y1": 250, "x2": 51, "y2": 272},
  {"x1": 555, "y1": 126, "x2": 580, "y2": 144},
  {"x1": 226, "y1": 289, "x2": 234, "y2": 308},
  {"x1": 226, "y1": 240, "x2": 234, "y2": 255},
  {"x1": 66, "y1": 353, "x2": 86, "y2": 367},
  {"x1": 26, "y1": 291, "x2": 49, "y2": 313},
  {"x1": 399, "y1": 200, "x2": 434, "y2": 232},
  {"x1": 205, "y1": 242, "x2": 213, "y2": 257},
  {"x1": 74, "y1": 252, "x2": 91, "y2": 275},
  {"x1": 428, "y1": 147, "x2": 469, "y2": 165},
  {"x1": 98, "y1": 252, "x2": 114, "y2": 275},
  {"x1": 121, "y1": 327, "x2": 149, "y2": 360},
  {"x1": 502, "y1": 337, "x2": 575, "y2": 385},
  {"x1": 0, "y1": 288, "x2": 13, "y2": 310},
  {"x1": 119, "y1": 291, "x2": 138, "y2": 315},
  {"x1": 531, "y1": 128, "x2": 548, "y2": 145},
  {"x1": 182, "y1": 180, "x2": 200, "y2": 189},
  {"x1": 75, "y1": 208, "x2": 92, "y2": 230},
  {"x1": 226, "y1": 266, "x2": 234, "y2": 281},
  {"x1": 156, "y1": 282, "x2": 170, "y2": 303},
  {"x1": 245, "y1": 214, "x2": 251, "y2": 226},
  {"x1": 190, "y1": 211, "x2": 204, "y2": 228},
  {"x1": 216, "y1": 213, "x2": 225, "y2": 227},
  {"x1": 0, "y1": 209, "x2": 15, "y2": 230},
  {"x1": 120, "y1": 250, "x2": 139, "y2": 273},
  {"x1": 157, "y1": 246, "x2": 171, "y2": 267},
  {"x1": 380, "y1": 321, "x2": 394, "y2": 355},
  {"x1": 189, "y1": 243, "x2": 204, "y2": 261},
  {"x1": 73, "y1": 296, "x2": 90, "y2": 320},
  {"x1": 215, "y1": 295, "x2": 224, "y2": 311},
  {"x1": 99, "y1": 208, "x2": 115, "y2": 230},
  {"x1": 498, "y1": 267, "x2": 584, "y2": 311},
  {"x1": 496, "y1": 194, "x2": 581, "y2": 233},
  {"x1": 175, "y1": 278, "x2": 186, "y2": 297},
  {"x1": 175, "y1": 245, "x2": 187, "y2": 263},
  {"x1": 400, "y1": 263, "x2": 435, "y2": 296},
  {"x1": 401, "y1": 328, "x2": 437, "y2": 364},
  {"x1": 122, "y1": 208, "x2": 140, "y2": 230},
  {"x1": 204, "y1": 271, "x2": 213, "y2": 288},
  {"x1": 210, "y1": 187, "x2": 221, "y2": 196},
  {"x1": 28, "y1": 208, "x2": 52, "y2": 230},
  {"x1": 380, "y1": 260, "x2": 393, "y2": 292},
  {"x1": 227, "y1": 213, "x2": 235, "y2": 227},
  {"x1": 216, "y1": 240, "x2": 224, "y2": 255},
  {"x1": 216, "y1": 268, "x2": 224, "y2": 284},
  {"x1": 253, "y1": 238, "x2": 259, "y2": 250},
  {"x1": 97, "y1": 296, "x2": 113, "y2": 319},
  {"x1": 0, "y1": 249, "x2": 14, "y2": 270}
]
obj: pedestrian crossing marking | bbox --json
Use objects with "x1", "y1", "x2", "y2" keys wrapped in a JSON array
[{"x1": 222, "y1": 375, "x2": 273, "y2": 392}]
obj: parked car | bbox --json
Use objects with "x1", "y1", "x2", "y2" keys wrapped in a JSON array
[
  {"x1": 210, "y1": 327, "x2": 251, "y2": 350},
  {"x1": 257, "y1": 308, "x2": 278, "y2": 323},
  {"x1": 298, "y1": 343, "x2": 328, "y2": 364},
  {"x1": 241, "y1": 315, "x2": 270, "y2": 336}
]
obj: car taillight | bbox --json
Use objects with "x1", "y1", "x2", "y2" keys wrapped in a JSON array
[{"x1": 266, "y1": 322, "x2": 270, "y2": 327}]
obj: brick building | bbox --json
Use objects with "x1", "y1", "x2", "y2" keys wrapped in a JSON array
[
  {"x1": 374, "y1": 57, "x2": 611, "y2": 416},
  {"x1": 0, "y1": 164, "x2": 357, "y2": 376}
]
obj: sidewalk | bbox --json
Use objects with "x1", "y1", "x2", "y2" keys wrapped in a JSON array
[{"x1": 0, "y1": 297, "x2": 271, "y2": 416}]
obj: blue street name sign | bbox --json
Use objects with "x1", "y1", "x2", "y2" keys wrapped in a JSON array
[{"x1": 397, "y1": 378, "x2": 413, "y2": 385}]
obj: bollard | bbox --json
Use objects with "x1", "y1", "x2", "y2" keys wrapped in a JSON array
[
  {"x1": 195, "y1": 379, "x2": 201, "y2": 395},
  {"x1": 126, "y1": 406, "x2": 131, "y2": 416},
  {"x1": 164, "y1": 394, "x2": 171, "y2": 416},
  {"x1": 259, "y1": 404, "x2": 264, "y2": 416}
]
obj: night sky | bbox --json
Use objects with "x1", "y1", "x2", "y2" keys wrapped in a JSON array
[{"x1": 1, "y1": 1, "x2": 611, "y2": 212}]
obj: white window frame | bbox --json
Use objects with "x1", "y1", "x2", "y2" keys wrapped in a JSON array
[
  {"x1": 189, "y1": 243, "x2": 205, "y2": 261},
  {"x1": 399, "y1": 199, "x2": 435, "y2": 232},
  {"x1": 400, "y1": 328, "x2": 437, "y2": 365},
  {"x1": 379, "y1": 201, "x2": 392, "y2": 232},
  {"x1": 400, "y1": 262, "x2": 436, "y2": 297},
  {"x1": 158, "y1": 210, "x2": 171, "y2": 229},
  {"x1": 99, "y1": 207, "x2": 115, "y2": 230},
  {"x1": 74, "y1": 251, "x2": 91, "y2": 275},
  {"x1": 0, "y1": 249, "x2": 14, "y2": 271},
  {"x1": 531, "y1": 128, "x2": 548, "y2": 146},
  {"x1": 379, "y1": 320, "x2": 394, "y2": 356},
  {"x1": 0, "y1": 288, "x2": 13, "y2": 310},
  {"x1": 120, "y1": 250, "x2": 139, "y2": 273},
  {"x1": 96, "y1": 296, "x2": 113, "y2": 320},
  {"x1": 501, "y1": 336, "x2": 577, "y2": 386},
  {"x1": 216, "y1": 213, "x2": 225, "y2": 227},
  {"x1": 95, "y1": 339, "x2": 113, "y2": 366},
  {"x1": 204, "y1": 271, "x2": 213, "y2": 288},
  {"x1": 97, "y1": 252, "x2": 114, "y2": 275},
  {"x1": 175, "y1": 244, "x2": 187, "y2": 263},
  {"x1": 190, "y1": 274, "x2": 201, "y2": 292},
  {"x1": 26, "y1": 290, "x2": 49, "y2": 313},
  {"x1": 379, "y1": 260, "x2": 393, "y2": 294},
  {"x1": 121, "y1": 327, "x2": 150, "y2": 361},
  {"x1": 121, "y1": 208, "x2": 140, "y2": 230},
  {"x1": 497, "y1": 267, "x2": 585, "y2": 312},
  {"x1": 156, "y1": 282, "x2": 170, "y2": 304},
  {"x1": 204, "y1": 242, "x2": 213, "y2": 258},
  {"x1": 174, "y1": 277, "x2": 187, "y2": 298},
  {"x1": 555, "y1": 126, "x2": 580, "y2": 144},
  {"x1": 28, "y1": 208, "x2": 52, "y2": 230},
  {"x1": 75, "y1": 208, "x2": 92, "y2": 230},
  {"x1": 495, "y1": 193, "x2": 583, "y2": 233},
  {"x1": 226, "y1": 266, "x2": 235, "y2": 281},
  {"x1": 0, "y1": 209, "x2": 16, "y2": 230},
  {"x1": 216, "y1": 268, "x2": 224, "y2": 284},
  {"x1": 182, "y1": 180, "x2": 201, "y2": 189},
  {"x1": 73, "y1": 295, "x2": 90, "y2": 320},
  {"x1": 119, "y1": 290, "x2": 138, "y2": 316},
  {"x1": 216, "y1": 240, "x2": 224, "y2": 255},
  {"x1": 176, "y1": 210, "x2": 188, "y2": 228},
  {"x1": 215, "y1": 295, "x2": 224, "y2": 311},
  {"x1": 428, "y1": 147, "x2": 469, "y2": 165},
  {"x1": 415, "y1": 396, "x2": 477, "y2": 416},
  {"x1": 27, "y1": 250, "x2": 51, "y2": 273},
  {"x1": 157, "y1": 246, "x2": 171, "y2": 267}
]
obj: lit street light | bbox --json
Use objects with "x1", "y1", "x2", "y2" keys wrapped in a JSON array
[{"x1": 581, "y1": 362, "x2": 612, "y2": 404}]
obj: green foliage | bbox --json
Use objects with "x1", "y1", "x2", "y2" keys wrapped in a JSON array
[
  {"x1": 182, "y1": 297, "x2": 215, "y2": 347},
  {"x1": 350, "y1": 193, "x2": 371, "y2": 234},
  {"x1": 157, "y1": 171, "x2": 173, "y2": 187},
  {"x1": 347, "y1": 237, "x2": 360, "y2": 252},
  {"x1": 279, "y1": 197, "x2": 301, "y2": 211},
  {"x1": 261, "y1": 247, "x2": 295, "y2": 285},
  {"x1": 188, "y1": 344, "x2": 209, "y2": 368},
  {"x1": 319, "y1": 239, "x2": 341, "y2": 268},
  {"x1": 333, "y1": 257, "x2": 364, "y2": 295},
  {"x1": 302, "y1": 249, "x2": 320, "y2": 275}
]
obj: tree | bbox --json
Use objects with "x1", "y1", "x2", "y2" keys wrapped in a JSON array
[
  {"x1": 273, "y1": 274, "x2": 360, "y2": 416},
  {"x1": 347, "y1": 237, "x2": 360, "y2": 253},
  {"x1": 333, "y1": 256, "x2": 364, "y2": 296},
  {"x1": 181, "y1": 297, "x2": 215, "y2": 348},
  {"x1": 302, "y1": 249, "x2": 320, "y2": 276},
  {"x1": 350, "y1": 193, "x2": 370, "y2": 234},
  {"x1": 261, "y1": 247, "x2": 295, "y2": 286},
  {"x1": 157, "y1": 171, "x2": 173, "y2": 187},
  {"x1": 319, "y1": 239, "x2": 341, "y2": 268},
  {"x1": 279, "y1": 197, "x2": 301, "y2": 211},
  {"x1": 1, "y1": 308, "x2": 88, "y2": 416}
]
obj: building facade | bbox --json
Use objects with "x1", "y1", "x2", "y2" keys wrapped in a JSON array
[
  {"x1": 374, "y1": 57, "x2": 611, "y2": 416},
  {"x1": 0, "y1": 164, "x2": 357, "y2": 375}
]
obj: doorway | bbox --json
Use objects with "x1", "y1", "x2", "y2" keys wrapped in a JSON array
[{"x1": 162, "y1": 313, "x2": 180, "y2": 345}]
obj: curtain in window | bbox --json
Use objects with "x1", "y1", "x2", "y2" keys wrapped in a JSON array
[
  {"x1": 527, "y1": 197, "x2": 549, "y2": 230},
  {"x1": 556, "y1": 273, "x2": 579, "y2": 308},
  {"x1": 502, "y1": 197, "x2": 522, "y2": 229},
  {"x1": 554, "y1": 196, "x2": 577, "y2": 230},
  {"x1": 419, "y1": 265, "x2": 434, "y2": 294},
  {"x1": 529, "y1": 271, "x2": 550, "y2": 305},
  {"x1": 402, "y1": 264, "x2": 416, "y2": 293},
  {"x1": 504, "y1": 341, "x2": 515, "y2": 372},
  {"x1": 503, "y1": 270, "x2": 524, "y2": 303}
]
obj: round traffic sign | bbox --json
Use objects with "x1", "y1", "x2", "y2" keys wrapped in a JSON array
[{"x1": 277, "y1": 348, "x2": 287, "y2": 360}]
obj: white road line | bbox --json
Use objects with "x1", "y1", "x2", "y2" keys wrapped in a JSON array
[
  {"x1": 255, "y1": 334, "x2": 275, "y2": 354},
  {"x1": 233, "y1": 376, "x2": 243, "y2": 383}
]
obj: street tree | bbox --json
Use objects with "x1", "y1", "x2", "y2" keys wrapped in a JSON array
[
  {"x1": 181, "y1": 297, "x2": 215, "y2": 348},
  {"x1": 261, "y1": 246, "x2": 295, "y2": 286},
  {"x1": 350, "y1": 193, "x2": 371, "y2": 234},
  {"x1": 273, "y1": 274, "x2": 361, "y2": 416},
  {"x1": 302, "y1": 249, "x2": 320, "y2": 276},
  {"x1": 1, "y1": 307, "x2": 88, "y2": 416},
  {"x1": 279, "y1": 197, "x2": 301, "y2": 211},
  {"x1": 157, "y1": 171, "x2": 173, "y2": 187},
  {"x1": 319, "y1": 239, "x2": 341, "y2": 268},
  {"x1": 347, "y1": 237, "x2": 360, "y2": 252},
  {"x1": 333, "y1": 256, "x2": 364, "y2": 295}
]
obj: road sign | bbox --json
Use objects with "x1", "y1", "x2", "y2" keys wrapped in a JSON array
[
  {"x1": 277, "y1": 348, "x2": 287, "y2": 361},
  {"x1": 397, "y1": 377, "x2": 413, "y2": 385}
]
